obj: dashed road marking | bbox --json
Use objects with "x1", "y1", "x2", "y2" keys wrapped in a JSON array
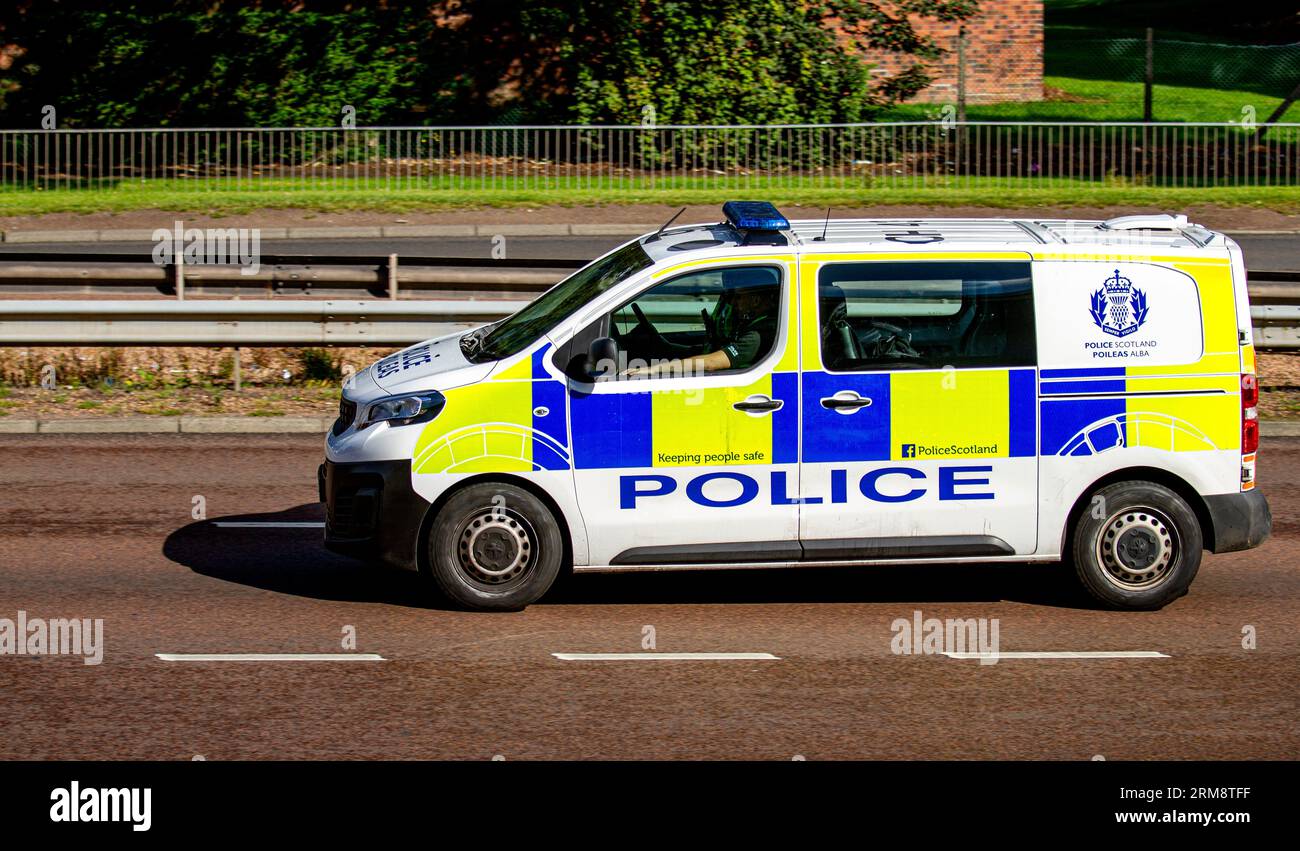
[
  {"x1": 155, "y1": 653, "x2": 385, "y2": 662},
  {"x1": 942, "y1": 651, "x2": 1169, "y2": 660},
  {"x1": 552, "y1": 652, "x2": 780, "y2": 661}
]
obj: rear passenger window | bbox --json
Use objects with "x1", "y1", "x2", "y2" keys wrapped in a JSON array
[{"x1": 818, "y1": 261, "x2": 1035, "y2": 371}]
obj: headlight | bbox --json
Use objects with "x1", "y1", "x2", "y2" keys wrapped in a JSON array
[{"x1": 359, "y1": 391, "x2": 445, "y2": 429}]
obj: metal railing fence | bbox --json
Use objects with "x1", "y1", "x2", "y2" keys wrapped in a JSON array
[{"x1": 1, "y1": 122, "x2": 1298, "y2": 192}]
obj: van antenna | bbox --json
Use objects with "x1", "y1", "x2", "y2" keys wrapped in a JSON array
[
  {"x1": 813, "y1": 208, "x2": 832, "y2": 241},
  {"x1": 645, "y1": 207, "x2": 686, "y2": 243}
]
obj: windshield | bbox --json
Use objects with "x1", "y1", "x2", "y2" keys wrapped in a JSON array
[{"x1": 470, "y1": 241, "x2": 653, "y2": 361}]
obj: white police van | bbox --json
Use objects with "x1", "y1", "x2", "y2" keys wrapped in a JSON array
[{"x1": 321, "y1": 202, "x2": 1270, "y2": 611}]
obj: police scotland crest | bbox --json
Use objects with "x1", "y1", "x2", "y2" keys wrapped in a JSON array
[{"x1": 1089, "y1": 269, "x2": 1149, "y2": 338}]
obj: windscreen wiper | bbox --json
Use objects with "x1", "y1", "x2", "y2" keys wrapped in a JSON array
[{"x1": 459, "y1": 327, "x2": 485, "y2": 357}]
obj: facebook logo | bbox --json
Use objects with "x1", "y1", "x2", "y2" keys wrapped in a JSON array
[{"x1": 901, "y1": 443, "x2": 917, "y2": 458}]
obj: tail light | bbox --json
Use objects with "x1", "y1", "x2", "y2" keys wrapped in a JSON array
[{"x1": 1241, "y1": 373, "x2": 1258, "y2": 489}]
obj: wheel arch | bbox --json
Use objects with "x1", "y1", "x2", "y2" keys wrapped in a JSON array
[
  {"x1": 1060, "y1": 466, "x2": 1216, "y2": 555},
  {"x1": 416, "y1": 473, "x2": 576, "y2": 576}
]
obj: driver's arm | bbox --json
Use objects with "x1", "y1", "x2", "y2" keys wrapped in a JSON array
[
  {"x1": 623, "y1": 329, "x2": 758, "y2": 377},
  {"x1": 622, "y1": 348, "x2": 730, "y2": 377}
]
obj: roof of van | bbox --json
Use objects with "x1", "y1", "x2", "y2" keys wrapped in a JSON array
[{"x1": 640, "y1": 213, "x2": 1222, "y2": 260}]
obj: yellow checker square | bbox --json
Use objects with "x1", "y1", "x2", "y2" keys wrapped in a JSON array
[
  {"x1": 1175, "y1": 263, "x2": 1236, "y2": 353},
  {"x1": 1124, "y1": 395, "x2": 1238, "y2": 452},
  {"x1": 890, "y1": 370, "x2": 1009, "y2": 460},
  {"x1": 1124, "y1": 374, "x2": 1239, "y2": 394},
  {"x1": 494, "y1": 356, "x2": 533, "y2": 381},
  {"x1": 651, "y1": 377, "x2": 774, "y2": 467},
  {"x1": 413, "y1": 380, "x2": 534, "y2": 473}
]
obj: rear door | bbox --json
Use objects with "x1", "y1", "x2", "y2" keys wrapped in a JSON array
[{"x1": 798, "y1": 253, "x2": 1039, "y2": 558}]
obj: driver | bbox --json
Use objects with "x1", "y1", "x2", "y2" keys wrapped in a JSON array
[{"x1": 622, "y1": 278, "x2": 778, "y2": 377}]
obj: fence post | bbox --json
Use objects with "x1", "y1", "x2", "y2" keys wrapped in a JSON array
[
  {"x1": 388, "y1": 253, "x2": 399, "y2": 300},
  {"x1": 174, "y1": 251, "x2": 185, "y2": 301},
  {"x1": 957, "y1": 27, "x2": 968, "y2": 125},
  {"x1": 1144, "y1": 28, "x2": 1154, "y2": 123}
]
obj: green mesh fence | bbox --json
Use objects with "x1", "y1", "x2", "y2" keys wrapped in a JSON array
[{"x1": 1047, "y1": 36, "x2": 1300, "y2": 121}]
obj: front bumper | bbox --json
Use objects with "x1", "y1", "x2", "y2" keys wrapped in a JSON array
[
  {"x1": 1205, "y1": 489, "x2": 1272, "y2": 553},
  {"x1": 320, "y1": 458, "x2": 430, "y2": 571}
]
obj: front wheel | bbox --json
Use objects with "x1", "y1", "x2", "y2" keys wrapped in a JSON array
[
  {"x1": 1069, "y1": 481, "x2": 1203, "y2": 610},
  {"x1": 426, "y1": 483, "x2": 564, "y2": 611}
]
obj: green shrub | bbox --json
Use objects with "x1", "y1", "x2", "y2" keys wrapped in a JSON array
[{"x1": 297, "y1": 348, "x2": 341, "y2": 382}]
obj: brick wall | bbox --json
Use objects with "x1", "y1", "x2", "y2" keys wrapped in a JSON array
[{"x1": 857, "y1": 0, "x2": 1044, "y2": 104}]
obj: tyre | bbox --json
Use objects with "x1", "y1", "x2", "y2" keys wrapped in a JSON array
[
  {"x1": 1069, "y1": 480, "x2": 1203, "y2": 610},
  {"x1": 426, "y1": 483, "x2": 564, "y2": 611}
]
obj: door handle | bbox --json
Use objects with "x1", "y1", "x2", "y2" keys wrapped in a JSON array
[
  {"x1": 820, "y1": 391, "x2": 873, "y2": 412},
  {"x1": 733, "y1": 394, "x2": 783, "y2": 414}
]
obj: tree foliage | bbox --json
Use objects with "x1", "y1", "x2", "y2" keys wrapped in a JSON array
[
  {"x1": 519, "y1": 0, "x2": 979, "y2": 124},
  {"x1": 0, "y1": 1, "x2": 978, "y2": 128}
]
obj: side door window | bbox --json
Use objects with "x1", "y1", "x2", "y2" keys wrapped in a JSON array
[{"x1": 609, "y1": 265, "x2": 783, "y2": 377}]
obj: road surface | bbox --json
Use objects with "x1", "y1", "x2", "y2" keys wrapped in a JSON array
[{"x1": 1, "y1": 433, "x2": 1296, "y2": 760}]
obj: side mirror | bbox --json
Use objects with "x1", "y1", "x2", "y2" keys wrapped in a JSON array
[{"x1": 585, "y1": 337, "x2": 619, "y2": 380}]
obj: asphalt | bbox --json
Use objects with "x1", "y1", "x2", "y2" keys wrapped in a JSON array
[
  {"x1": 0, "y1": 233, "x2": 1297, "y2": 268},
  {"x1": 1, "y1": 433, "x2": 1296, "y2": 759}
]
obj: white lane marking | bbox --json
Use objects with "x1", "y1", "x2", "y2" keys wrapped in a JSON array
[
  {"x1": 155, "y1": 653, "x2": 385, "y2": 662},
  {"x1": 552, "y1": 652, "x2": 780, "y2": 661},
  {"x1": 212, "y1": 521, "x2": 325, "y2": 528},
  {"x1": 942, "y1": 651, "x2": 1169, "y2": 660}
]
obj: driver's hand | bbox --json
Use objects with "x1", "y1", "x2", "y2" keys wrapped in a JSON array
[{"x1": 621, "y1": 366, "x2": 651, "y2": 378}]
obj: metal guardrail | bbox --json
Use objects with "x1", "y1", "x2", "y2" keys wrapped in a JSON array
[
  {"x1": 0, "y1": 252, "x2": 1296, "y2": 303},
  {"x1": 0, "y1": 299, "x2": 527, "y2": 346},
  {"x1": 0, "y1": 279, "x2": 1296, "y2": 348},
  {"x1": 2, "y1": 122, "x2": 1298, "y2": 192},
  {"x1": 1250, "y1": 305, "x2": 1300, "y2": 349},
  {"x1": 0, "y1": 253, "x2": 1294, "y2": 346},
  {"x1": 0, "y1": 253, "x2": 577, "y2": 298},
  {"x1": 0, "y1": 297, "x2": 1292, "y2": 347}
]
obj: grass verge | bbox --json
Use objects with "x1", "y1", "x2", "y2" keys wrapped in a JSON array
[
  {"x1": 881, "y1": 77, "x2": 1300, "y2": 125},
  {"x1": 2, "y1": 178, "x2": 1298, "y2": 217}
]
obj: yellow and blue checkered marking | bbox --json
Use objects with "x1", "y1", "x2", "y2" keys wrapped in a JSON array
[
  {"x1": 412, "y1": 344, "x2": 571, "y2": 474},
  {"x1": 1039, "y1": 365, "x2": 1238, "y2": 456},
  {"x1": 570, "y1": 371, "x2": 799, "y2": 469},
  {"x1": 801, "y1": 367, "x2": 1035, "y2": 462}
]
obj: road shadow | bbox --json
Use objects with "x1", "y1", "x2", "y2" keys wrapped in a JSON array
[
  {"x1": 545, "y1": 561, "x2": 1088, "y2": 608},
  {"x1": 162, "y1": 503, "x2": 449, "y2": 611},
  {"x1": 165, "y1": 503, "x2": 1091, "y2": 610}
]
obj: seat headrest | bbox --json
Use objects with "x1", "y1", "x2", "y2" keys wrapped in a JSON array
[{"x1": 820, "y1": 284, "x2": 848, "y2": 313}]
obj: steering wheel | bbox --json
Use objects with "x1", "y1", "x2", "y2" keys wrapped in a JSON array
[{"x1": 626, "y1": 302, "x2": 674, "y2": 351}]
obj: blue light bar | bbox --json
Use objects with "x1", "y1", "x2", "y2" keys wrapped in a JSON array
[{"x1": 723, "y1": 201, "x2": 789, "y2": 231}]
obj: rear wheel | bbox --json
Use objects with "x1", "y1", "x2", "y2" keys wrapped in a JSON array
[
  {"x1": 426, "y1": 483, "x2": 563, "y2": 611},
  {"x1": 1069, "y1": 481, "x2": 1203, "y2": 610}
]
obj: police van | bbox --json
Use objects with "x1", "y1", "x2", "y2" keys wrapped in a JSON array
[{"x1": 321, "y1": 202, "x2": 1271, "y2": 611}]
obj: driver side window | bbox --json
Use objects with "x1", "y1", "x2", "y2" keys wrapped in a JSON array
[
  {"x1": 608, "y1": 265, "x2": 782, "y2": 376},
  {"x1": 818, "y1": 260, "x2": 1035, "y2": 372}
]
